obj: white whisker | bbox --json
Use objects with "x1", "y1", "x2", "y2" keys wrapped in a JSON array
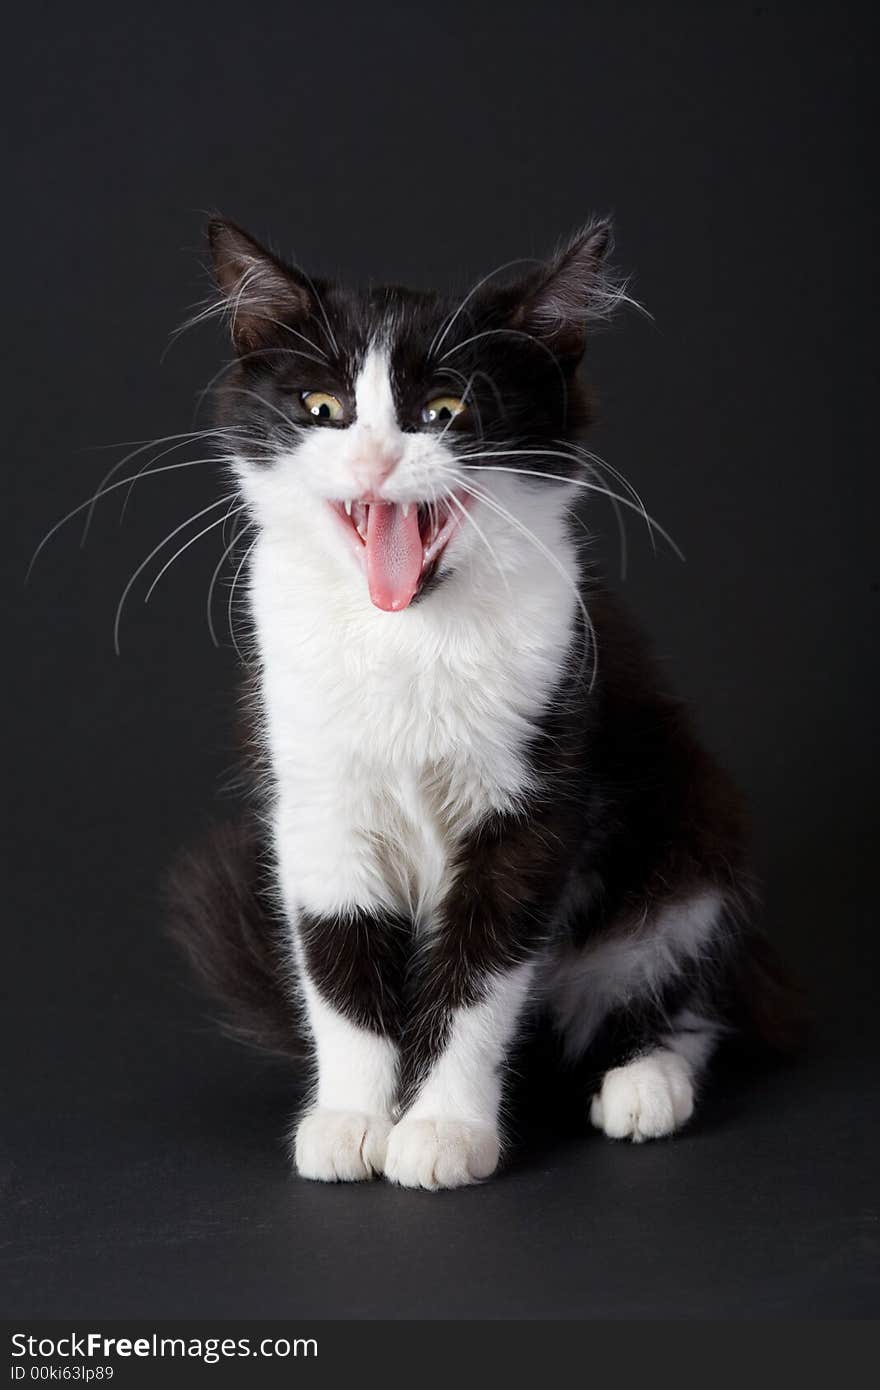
[
  {"x1": 459, "y1": 453, "x2": 684, "y2": 561},
  {"x1": 443, "y1": 486, "x2": 511, "y2": 599},
  {"x1": 440, "y1": 328, "x2": 569, "y2": 420},
  {"x1": 27, "y1": 456, "x2": 232, "y2": 581},
  {"x1": 551, "y1": 438, "x2": 655, "y2": 553},
  {"x1": 428, "y1": 257, "x2": 541, "y2": 360},
  {"x1": 295, "y1": 269, "x2": 340, "y2": 359},
  {"x1": 113, "y1": 497, "x2": 231, "y2": 654},
  {"x1": 224, "y1": 385, "x2": 301, "y2": 434},
  {"x1": 144, "y1": 502, "x2": 248, "y2": 604},
  {"x1": 166, "y1": 290, "x2": 330, "y2": 365},
  {"x1": 440, "y1": 367, "x2": 486, "y2": 441},
  {"x1": 193, "y1": 346, "x2": 331, "y2": 424},
  {"x1": 228, "y1": 263, "x2": 262, "y2": 344},
  {"x1": 207, "y1": 517, "x2": 256, "y2": 648},
  {"x1": 470, "y1": 367, "x2": 508, "y2": 422},
  {"x1": 227, "y1": 533, "x2": 260, "y2": 662},
  {"x1": 453, "y1": 476, "x2": 598, "y2": 690},
  {"x1": 80, "y1": 428, "x2": 239, "y2": 545},
  {"x1": 262, "y1": 315, "x2": 330, "y2": 362}
]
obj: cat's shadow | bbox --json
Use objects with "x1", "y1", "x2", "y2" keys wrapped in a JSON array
[
  {"x1": 169, "y1": 1019, "x2": 806, "y2": 1182},
  {"x1": 501, "y1": 1030, "x2": 802, "y2": 1174}
]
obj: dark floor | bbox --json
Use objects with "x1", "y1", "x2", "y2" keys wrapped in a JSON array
[{"x1": 2, "y1": 844, "x2": 878, "y2": 1320}]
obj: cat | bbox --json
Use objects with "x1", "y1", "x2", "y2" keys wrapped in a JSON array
[{"x1": 170, "y1": 216, "x2": 796, "y2": 1190}]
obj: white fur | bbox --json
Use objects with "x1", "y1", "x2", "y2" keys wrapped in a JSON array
[
  {"x1": 240, "y1": 342, "x2": 581, "y2": 1183},
  {"x1": 385, "y1": 963, "x2": 536, "y2": 1189},
  {"x1": 383, "y1": 1120, "x2": 500, "y2": 1190},
  {"x1": 350, "y1": 346, "x2": 400, "y2": 492},
  {"x1": 260, "y1": 516, "x2": 575, "y2": 920},
  {"x1": 590, "y1": 1049, "x2": 695, "y2": 1142},
  {"x1": 240, "y1": 343, "x2": 578, "y2": 926},
  {"x1": 406, "y1": 963, "x2": 536, "y2": 1125},
  {"x1": 259, "y1": 343, "x2": 470, "y2": 520},
  {"x1": 660, "y1": 1007, "x2": 721, "y2": 1072},
  {"x1": 294, "y1": 1110, "x2": 391, "y2": 1182},
  {"x1": 544, "y1": 890, "x2": 724, "y2": 1060},
  {"x1": 300, "y1": 978, "x2": 398, "y2": 1115},
  {"x1": 292, "y1": 979, "x2": 398, "y2": 1182}
]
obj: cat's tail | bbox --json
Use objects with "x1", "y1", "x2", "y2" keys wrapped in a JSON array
[{"x1": 166, "y1": 818, "x2": 305, "y2": 1059}]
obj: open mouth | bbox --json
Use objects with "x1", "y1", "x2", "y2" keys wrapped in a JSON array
[{"x1": 329, "y1": 494, "x2": 469, "y2": 612}]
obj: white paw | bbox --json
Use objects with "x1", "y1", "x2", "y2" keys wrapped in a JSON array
[
  {"x1": 293, "y1": 1108, "x2": 391, "y2": 1182},
  {"x1": 384, "y1": 1118, "x2": 500, "y2": 1190},
  {"x1": 590, "y1": 1050, "x2": 695, "y2": 1143}
]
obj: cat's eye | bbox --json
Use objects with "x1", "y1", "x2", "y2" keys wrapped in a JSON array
[
  {"x1": 302, "y1": 391, "x2": 344, "y2": 423},
  {"x1": 421, "y1": 395, "x2": 467, "y2": 427}
]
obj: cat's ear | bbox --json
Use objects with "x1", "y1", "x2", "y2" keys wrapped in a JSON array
[
  {"x1": 207, "y1": 219, "x2": 315, "y2": 353},
  {"x1": 512, "y1": 220, "x2": 620, "y2": 359}
]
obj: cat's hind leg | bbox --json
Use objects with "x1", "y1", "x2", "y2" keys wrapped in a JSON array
[
  {"x1": 588, "y1": 1008, "x2": 719, "y2": 1142},
  {"x1": 546, "y1": 889, "x2": 729, "y2": 1143}
]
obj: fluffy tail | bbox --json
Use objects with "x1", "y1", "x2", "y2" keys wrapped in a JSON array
[{"x1": 166, "y1": 819, "x2": 304, "y2": 1058}]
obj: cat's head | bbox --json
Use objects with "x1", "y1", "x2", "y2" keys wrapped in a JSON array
[{"x1": 207, "y1": 218, "x2": 624, "y2": 612}]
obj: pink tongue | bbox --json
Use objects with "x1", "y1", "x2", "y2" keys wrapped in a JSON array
[{"x1": 365, "y1": 502, "x2": 424, "y2": 612}]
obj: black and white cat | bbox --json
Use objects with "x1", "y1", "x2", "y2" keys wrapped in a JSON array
[{"x1": 172, "y1": 218, "x2": 794, "y2": 1190}]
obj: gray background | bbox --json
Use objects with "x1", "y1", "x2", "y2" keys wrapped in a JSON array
[{"x1": 2, "y1": 0, "x2": 877, "y2": 1317}]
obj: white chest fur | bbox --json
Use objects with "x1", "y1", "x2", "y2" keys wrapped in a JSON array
[{"x1": 248, "y1": 489, "x2": 578, "y2": 923}]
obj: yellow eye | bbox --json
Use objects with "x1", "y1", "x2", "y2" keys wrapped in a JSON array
[
  {"x1": 302, "y1": 391, "x2": 344, "y2": 423},
  {"x1": 421, "y1": 395, "x2": 467, "y2": 427}
]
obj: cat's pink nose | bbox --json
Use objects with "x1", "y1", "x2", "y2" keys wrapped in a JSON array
[{"x1": 352, "y1": 447, "x2": 402, "y2": 497}]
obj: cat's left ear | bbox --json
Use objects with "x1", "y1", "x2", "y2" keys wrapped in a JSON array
[
  {"x1": 512, "y1": 220, "x2": 618, "y2": 360},
  {"x1": 207, "y1": 219, "x2": 316, "y2": 354}
]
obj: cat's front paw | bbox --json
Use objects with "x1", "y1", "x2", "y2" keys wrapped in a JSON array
[
  {"x1": 590, "y1": 1050, "x2": 694, "y2": 1143},
  {"x1": 293, "y1": 1108, "x2": 391, "y2": 1182},
  {"x1": 384, "y1": 1117, "x2": 500, "y2": 1190}
]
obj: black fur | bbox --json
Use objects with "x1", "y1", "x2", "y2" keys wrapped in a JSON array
[
  {"x1": 205, "y1": 218, "x2": 598, "y2": 492},
  {"x1": 166, "y1": 219, "x2": 801, "y2": 1169},
  {"x1": 298, "y1": 908, "x2": 409, "y2": 1038},
  {"x1": 168, "y1": 591, "x2": 800, "y2": 1082},
  {"x1": 166, "y1": 821, "x2": 303, "y2": 1058}
]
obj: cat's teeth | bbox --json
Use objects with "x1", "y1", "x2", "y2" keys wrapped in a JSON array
[
  {"x1": 344, "y1": 500, "x2": 352, "y2": 516},
  {"x1": 402, "y1": 503, "x2": 410, "y2": 519}
]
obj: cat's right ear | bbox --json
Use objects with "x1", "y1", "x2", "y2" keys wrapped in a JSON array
[{"x1": 207, "y1": 220, "x2": 315, "y2": 354}]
